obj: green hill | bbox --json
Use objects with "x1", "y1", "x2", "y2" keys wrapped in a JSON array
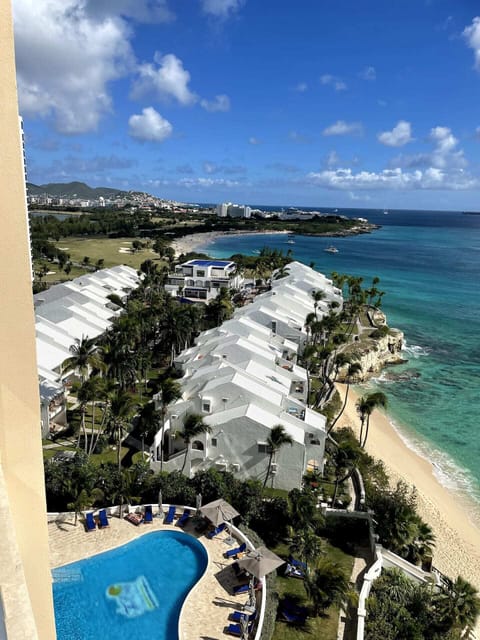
[{"x1": 26, "y1": 181, "x2": 127, "y2": 199}]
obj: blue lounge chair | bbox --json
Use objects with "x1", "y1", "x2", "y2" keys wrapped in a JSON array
[
  {"x1": 164, "y1": 505, "x2": 176, "y2": 525},
  {"x1": 226, "y1": 621, "x2": 254, "y2": 636},
  {"x1": 224, "y1": 542, "x2": 247, "y2": 559},
  {"x1": 177, "y1": 508, "x2": 191, "y2": 527},
  {"x1": 144, "y1": 505, "x2": 153, "y2": 523},
  {"x1": 229, "y1": 610, "x2": 256, "y2": 623},
  {"x1": 85, "y1": 512, "x2": 96, "y2": 532},
  {"x1": 284, "y1": 563, "x2": 305, "y2": 579},
  {"x1": 288, "y1": 555, "x2": 307, "y2": 571},
  {"x1": 206, "y1": 522, "x2": 226, "y2": 539},
  {"x1": 279, "y1": 608, "x2": 307, "y2": 624},
  {"x1": 98, "y1": 509, "x2": 109, "y2": 528},
  {"x1": 233, "y1": 583, "x2": 249, "y2": 596}
]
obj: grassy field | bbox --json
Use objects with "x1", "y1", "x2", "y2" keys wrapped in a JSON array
[
  {"x1": 54, "y1": 237, "x2": 166, "y2": 270},
  {"x1": 272, "y1": 541, "x2": 355, "y2": 640}
]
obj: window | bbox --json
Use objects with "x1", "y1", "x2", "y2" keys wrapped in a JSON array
[
  {"x1": 196, "y1": 269, "x2": 205, "y2": 277},
  {"x1": 257, "y1": 443, "x2": 268, "y2": 454},
  {"x1": 211, "y1": 438, "x2": 218, "y2": 447},
  {"x1": 202, "y1": 400, "x2": 211, "y2": 413}
]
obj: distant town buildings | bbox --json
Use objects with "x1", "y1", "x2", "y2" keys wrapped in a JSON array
[
  {"x1": 215, "y1": 202, "x2": 252, "y2": 218},
  {"x1": 165, "y1": 259, "x2": 243, "y2": 302}
]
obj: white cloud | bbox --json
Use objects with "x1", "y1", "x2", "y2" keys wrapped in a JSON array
[
  {"x1": 85, "y1": 0, "x2": 174, "y2": 23},
  {"x1": 429, "y1": 126, "x2": 466, "y2": 168},
  {"x1": 200, "y1": 0, "x2": 246, "y2": 19},
  {"x1": 128, "y1": 107, "x2": 173, "y2": 142},
  {"x1": 249, "y1": 136, "x2": 260, "y2": 145},
  {"x1": 294, "y1": 82, "x2": 308, "y2": 92},
  {"x1": 359, "y1": 66, "x2": 376, "y2": 81},
  {"x1": 378, "y1": 121, "x2": 413, "y2": 147},
  {"x1": 132, "y1": 52, "x2": 197, "y2": 105},
  {"x1": 326, "y1": 151, "x2": 340, "y2": 167},
  {"x1": 200, "y1": 94, "x2": 231, "y2": 112},
  {"x1": 320, "y1": 74, "x2": 347, "y2": 91},
  {"x1": 323, "y1": 120, "x2": 363, "y2": 136},
  {"x1": 463, "y1": 17, "x2": 480, "y2": 69},
  {"x1": 179, "y1": 177, "x2": 242, "y2": 188},
  {"x1": 13, "y1": 0, "x2": 134, "y2": 133},
  {"x1": 305, "y1": 167, "x2": 477, "y2": 191}
]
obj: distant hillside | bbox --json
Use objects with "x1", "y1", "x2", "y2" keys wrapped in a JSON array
[{"x1": 26, "y1": 181, "x2": 127, "y2": 199}]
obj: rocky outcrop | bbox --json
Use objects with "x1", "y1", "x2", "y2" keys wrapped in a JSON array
[{"x1": 338, "y1": 311, "x2": 405, "y2": 383}]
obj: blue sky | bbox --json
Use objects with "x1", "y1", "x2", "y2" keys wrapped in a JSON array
[{"x1": 13, "y1": 0, "x2": 480, "y2": 209}]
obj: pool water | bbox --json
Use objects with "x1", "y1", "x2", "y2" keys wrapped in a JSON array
[{"x1": 52, "y1": 530, "x2": 208, "y2": 639}]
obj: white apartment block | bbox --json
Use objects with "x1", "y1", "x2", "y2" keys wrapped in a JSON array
[
  {"x1": 151, "y1": 261, "x2": 340, "y2": 490},
  {"x1": 215, "y1": 202, "x2": 251, "y2": 218},
  {"x1": 34, "y1": 265, "x2": 141, "y2": 437},
  {"x1": 165, "y1": 258, "x2": 243, "y2": 302}
]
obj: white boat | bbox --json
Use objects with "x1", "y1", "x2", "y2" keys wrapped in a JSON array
[
  {"x1": 324, "y1": 245, "x2": 338, "y2": 253},
  {"x1": 383, "y1": 209, "x2": 389, "y2": 215}
]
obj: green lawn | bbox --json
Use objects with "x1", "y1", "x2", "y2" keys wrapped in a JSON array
[
  {"x1": 54, "y1": 237, "x2": 168, "y2": 270},
  {"x1": 271, "y1": 541, "x2": 355, "y2": 640}
]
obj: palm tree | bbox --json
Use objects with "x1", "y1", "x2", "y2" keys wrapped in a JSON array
[
  {"x1": 327, "y1": 361, "x2": 363, "y2": 435},
  {"x1": 180, "y1": 413, "x2": 212, "y2": 474},
  {"x1": 434, "y1": 576, "x2": 480, "y2": 634},
  {"x1": 137, "y1": 401, "x2": 161, "y2": 455},
  {"x1": 357, "y1": 391, "x2": 388, "y2": 448},
  {"x1": 311, "y1": 289, "x2": 325, "y2": 319},
  {"x1": 289, "y1": 529, "x2": 324, "y2": 574},
  {"x1": 304, "y1": 559, "x2": 350, "y2": 616},
  {"x1": 106, "y1": 390, "x2": 136, "y2": 470},
  {"x1": 263, "y1": 424, "x2": 293, "y2": 488},
  {"x1": 62, "y1": 335, "x2": 98, "y2": 382},
  {"x1": 157, "y1": 378, "x2": 182, "y2": 471}
]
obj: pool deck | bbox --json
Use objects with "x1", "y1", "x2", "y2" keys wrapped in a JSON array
[{"x1": 48, "y1": 511, "x2": 251, "y2": 639}]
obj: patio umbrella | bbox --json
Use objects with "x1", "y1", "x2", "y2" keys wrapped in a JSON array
[
  {"x1": 200, "y1": 498, "x2": 239, "y2": 527},
  {"x1": 236, "y1": 546, "x2": 285, "y2": 579},
  {"x1": 195, "y1": 492, "x2": 202, "y2": 513},
  {"x1": 157, "y1": 489, "x2": 163, "y2": 518}
]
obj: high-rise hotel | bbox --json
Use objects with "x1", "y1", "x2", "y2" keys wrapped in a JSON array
[{"x1": 0, "y1": 2, "x2": 57, "y2": 637}]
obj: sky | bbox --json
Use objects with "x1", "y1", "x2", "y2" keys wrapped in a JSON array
[{"x1": 13, "y1": 0, "x2": 480, "y2": 210}]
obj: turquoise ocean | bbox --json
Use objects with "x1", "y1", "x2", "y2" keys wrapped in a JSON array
[{"x1": 196, "y1": 209, "x2": 480, "y2": 515}]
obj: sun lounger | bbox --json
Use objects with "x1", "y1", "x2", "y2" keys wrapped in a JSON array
[
  {"x1": 284, "y1": 563, "x2": 305, "y2": 579},
  {"x1": 98, "y1": 509, "x2": 109, "y2": 528},
  {"x1": 229, "y1": 610, "x2": 256, "y2": 623},
  {"x1": 144, "y1": 505, "x2": 153, "y2": 523},
  {"x1": 226, "y1": 621, "x2": 254, "y2": 636},
  {"x1": 232, "y1": 583, "x2": 250, "y2": 595},
  {"x1": 288, "y1": 555, "x2": 307, "y2": 571},
  {"x1": 224, "y1": 542, "x2": 247, "y2": 559},
  {"x1": 177, "y1": 508, "x2": 191, "y2": 527},
  {"x1": 206, "y1": 522, "x2": 226, "y2": 539},
  {"x1": 85, "y1": 512, "x2": 96, "y2": 532},
  {"x1": 164, "y1": 504, "x2": 176, "y2": 525},
  {"x1": 125, "y1": 512, "x2": 144, "y2": 526},
  {"x1": 279, "y1": 608, "x2": 307, "y2": 624}
]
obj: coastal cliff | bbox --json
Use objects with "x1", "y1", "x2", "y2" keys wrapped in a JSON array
[{"x1": 338, "y1": 310, "x2": 405, "y2": 382}]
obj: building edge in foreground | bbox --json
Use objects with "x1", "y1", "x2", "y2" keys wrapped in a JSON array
[{"x1": 0, "y1": 2, "x2": 57, "y2": 638}]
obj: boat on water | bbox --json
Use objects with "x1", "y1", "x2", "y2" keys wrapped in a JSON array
[
  {"x1": 287, "y1": 232, "x2": 295, "y2": 244},
  {"x1": 383, "y1": 210, "x2": 389, "y2": 215},
  {"x1": 324, "y1": 245, "x2": 338, "y2": 253}
]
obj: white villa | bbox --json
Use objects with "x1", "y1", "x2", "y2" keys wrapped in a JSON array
[
  {"x1": 34, "y1": 265, "x2": 141, "y2": 437},
  {"x1": 151, "y1": 261, "x2": 341, "y2": 490},
  {"x1": 164, "y1": 258, "x2": 243, "y2": 302}
]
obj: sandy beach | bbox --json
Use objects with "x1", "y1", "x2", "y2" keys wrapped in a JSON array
[
  {"x1": 335, "y1": 383, "x2": 480, "y2": 597},
  {"x1": 170, "y1": 229, "x2": 289, "y2": 257}
]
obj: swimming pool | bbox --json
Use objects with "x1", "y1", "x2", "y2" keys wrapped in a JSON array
[{"x1": 52, "y1": 530, "x2": 208, "y2": 639}]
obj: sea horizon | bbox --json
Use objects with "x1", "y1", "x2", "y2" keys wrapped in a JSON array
[{"x1": 195, "y1": 207, "x2": 480, "y2": 519}]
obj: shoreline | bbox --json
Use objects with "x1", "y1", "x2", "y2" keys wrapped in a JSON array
[
  {"x1": 335, "y1": 383, "x2": 480, "y2": 597},
  {"x1": 170, "y1": 230, "x2": 289, "y2": 258}
]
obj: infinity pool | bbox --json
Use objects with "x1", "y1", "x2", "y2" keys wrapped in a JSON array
[{"x1": 52, "y1": 530, "x2": 208, "y2": 639}]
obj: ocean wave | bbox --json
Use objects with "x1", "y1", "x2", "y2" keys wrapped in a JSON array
[
  {"x1": 387, "y1": 418, "x2": 480, "y2": 513},
  {"x1": 403, "y1": 343, "x2": 430, "y2": 358}
]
